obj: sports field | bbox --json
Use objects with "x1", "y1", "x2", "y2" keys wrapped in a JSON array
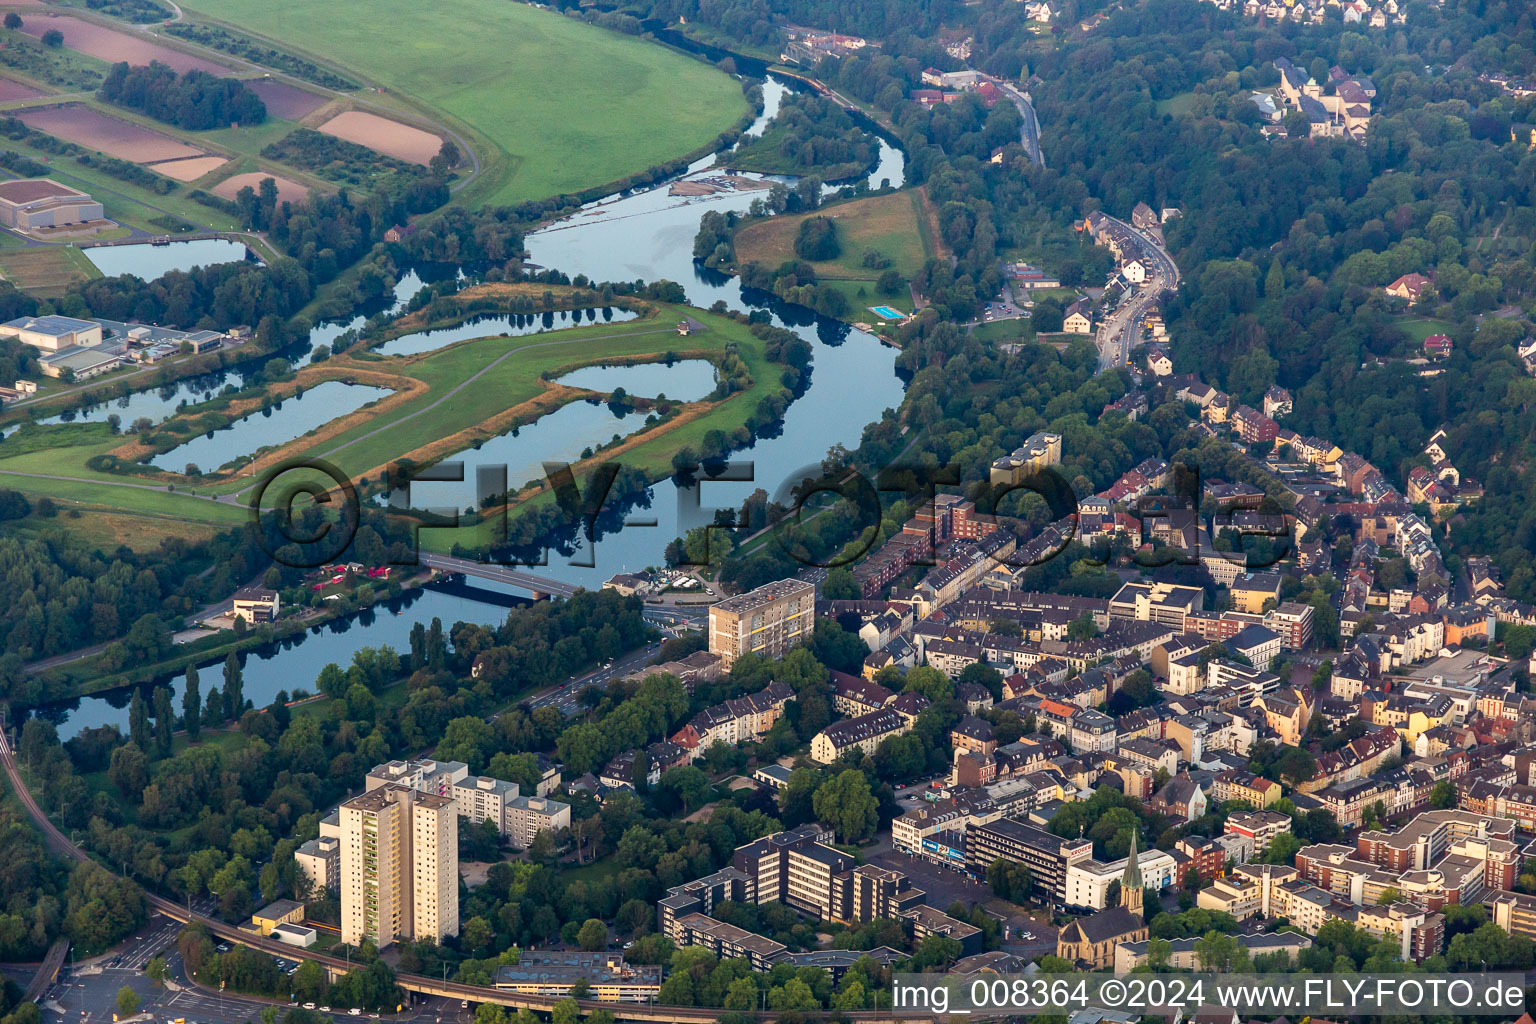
[{"x1": 177, "y1": 0, "x2": 748, "y2": 204}]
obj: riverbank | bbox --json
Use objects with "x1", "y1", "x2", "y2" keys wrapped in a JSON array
[{"x1": 22, "y1": 567, "x2": 437, "y2": 708}]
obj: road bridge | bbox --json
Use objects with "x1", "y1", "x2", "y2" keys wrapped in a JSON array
[{"x1": 417, "y1": 553, "x2": 581, "y2": 599}]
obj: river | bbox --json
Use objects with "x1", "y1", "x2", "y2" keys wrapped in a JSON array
[{"x1": 27, "y1": 74, "x2": 910, "y2": 739}]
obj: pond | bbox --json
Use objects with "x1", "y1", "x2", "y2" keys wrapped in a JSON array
[
  {"x1": 33, "y1": 98, "x2": 911, "y2": 712},
  {"x1": 554, "y1": 358, "x2": 716, "y2": 400},
  {"x1": 82, "y1": 238, "x2": 254, "y2": 279},
  {"x1": 41, "y1": 368, "x2": 250, "y2": 427},
  {"x1": 148, "y1": 380, "x2": 392, "y2": 473},
  {"x1": 373, "y1": 306, "x2": 639, "y2": 358},
  {"x1": 387, "y1": 359, "x2": 719, "y2": 513}
]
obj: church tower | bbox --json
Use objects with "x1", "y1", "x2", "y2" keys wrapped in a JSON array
[{"x1": 1120, "y1": 829, "x2": 1145, "y2": 919}]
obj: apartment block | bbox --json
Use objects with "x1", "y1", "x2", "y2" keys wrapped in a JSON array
[
  {"x1": 1109, "y1": 581, "x2": 1203, "y2": 628},
  {"x1": 339, "y1": 785, "x2": 458, "y2": 948},
  {"x1": 964, "y1": 817, "x2": 1095, "y2": 909},
  {"x1": 366, "y1": 758, "x2": 469, "y2": 797},
  {"x1": 708, "y1": 579, "x2": 815, "y2": 669},
  {"x1": 295, "y1": 835, "x2": 340, "y2": 894},
  {"x1": 989, "y1": 431, "x2": 1063, "y2": 485}
]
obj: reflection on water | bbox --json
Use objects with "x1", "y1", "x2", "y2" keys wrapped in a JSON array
[
  {"x1": 33, "y1": 104, "x2": 911, "y2": 713},
  {"x1": 374, "y1": 307, "x2": 639, "y2": 357},
  {"x1": 82, "y1": 238, "x2": 253, "y2": 279},
  {"x1": 390, "y1": 360, "x2": 720, "y2": 513},
  {"x1": 519, "y1": 167, "x2": 907, "y2": 589},
  {"x1": 42, "y1": 369, "x2": 249, "y2": 427},
  {"x1": 555, "y1": 359, "x2": 716, "y2": 400},
  {"x1": 30, "y1": 581, "x2": 527, "y2": 741},
  {"x1": 148, "y1": 381, "x2": 391, "y2": 472}
]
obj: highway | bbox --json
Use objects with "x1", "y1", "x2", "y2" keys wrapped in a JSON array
[{"x1": 1093, "y1": 215, "x2": 1181, "y2": 371}]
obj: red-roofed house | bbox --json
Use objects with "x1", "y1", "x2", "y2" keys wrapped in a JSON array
[
  {"x1": 1385, "y1": 273, "x2": 1431, "y2": 301},
  {"x1": 1423, "y1": 334, "x2": 1452, "y2": 359}
]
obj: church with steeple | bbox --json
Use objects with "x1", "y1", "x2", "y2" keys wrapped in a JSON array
[{"x1": 1055, "y1": 831, "x2": 1149, "y2": 968}]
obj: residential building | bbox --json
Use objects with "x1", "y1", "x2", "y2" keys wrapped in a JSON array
[
  {"x1": 295, "y1": 836, "x2": 340, "y2": 894},
  {"x1": 339, "y1": 785, "x2": 458, "y2": 948},
  {"x1": 707, "y1": 578, "x2": 814, "y2": 669},
  {"x1": 989, "y1": 431, "x2": 1063, "y2": 485},
  {"x1": 810, "y1": 708, "x2": 911, "y2": 763},
  {"x1": 1109, "y1": 581, "x2": 1203, "y2": 628},
  {"x1": 231, "y1": 586, "x2": 281, "y2": 624}
]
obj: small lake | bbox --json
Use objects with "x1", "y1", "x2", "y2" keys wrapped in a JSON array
[
  {"x1": 30, "y1": 580, "x2": 528, "y2": 742},
  {"x1": 42, "y1": 368, "x2": 250, "y2": 427},
  {"x1": 83, "y1": 238, "x2": 254, "y2": 279},
  {"x1": 373, "y1": 306, "x2": 639, "y2": 358},
  {"x1": 387, "y1": 360, "x2": 718, "y2": 513},
  {"x1": 389, "y1": 399, "x2": 643, "y2": 513},
  {"x1": 555, "y1": 359, "x2": 716, "y2": 400},
  {"x1": 149, "y1": 380, "x2": 391, "y2": 473}
]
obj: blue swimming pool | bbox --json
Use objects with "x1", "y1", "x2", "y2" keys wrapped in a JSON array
[{"x1": 869, "y1": 305, "x2": 903, "y2": 319}]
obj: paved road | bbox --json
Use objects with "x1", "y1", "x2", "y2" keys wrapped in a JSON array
[
  {"x1": 524, "y1": 638, "x2": 667, "y2": 717},
  {"x1": 997, "y1": 82, "x2": 1045, "y2": 168},
  {"x1": 418, "y1": 553, "x2": 580, "y2": 598},
  {"x1": 1094, "y1": 215, "x2": 1181, "y2": 371}
]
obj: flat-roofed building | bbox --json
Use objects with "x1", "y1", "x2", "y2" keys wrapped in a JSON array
[
  {"x1": 670, "y1": 913, "x2": 788, "y2": 971},
  {"x1": 295, "y1": 835, "x2": 340, "y2": 894},
  {"x1": 493, "y1": 952, "x2": 661, "y2": 1003},
  {"x1": 964, "y1": 817, "x2": 1095, "y2": 909},
  {"x1": 989, "y1": 431, "x2": 1063, "y2": 485},
  {"x1": 506, "y1": 794, "x2": 571, "y2": 850},
  {"x1": 339, "y1": 784, "x2": 458, "y2": 948},
  {"x1": 1109, "y1": 581, "x2": 1203, "y2": 628},
  {"x1": 732, "y1": 824, "x2": 852, "y2": 921},
  {"x1": 0, "y1": 314, "x2": 102, "y2": 352},
  {"x1": 232, "y1": 585, "x2": 280, "y2": 624},
  {"x1": 708, "y1": 578, "x2": 814, "y2": 669},
  {"x1": 250, "y1": 898, "x2": 305, "y2": 936},
  {"x1": 366, "y1": 758, "x2": 469, "y2": 797},
  {"x1": 37, "y1": 345, "x2": 120, "y2": 380},
  {"x1": 453, "y1": 774, "x2": 518, "y2": 832},
  {"x1": 0, "y1": 179, "x2": 103, "y2": 230}
]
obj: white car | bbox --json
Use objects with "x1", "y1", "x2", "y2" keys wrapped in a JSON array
[
  {"x1": 304, "y1": 1004, "x2": 316, "y2": 1011},
  {"x1": 349, "y1": 1010, "x2": 362, "y2": 1017}
]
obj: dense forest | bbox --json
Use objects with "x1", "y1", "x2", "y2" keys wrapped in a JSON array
[
  {"x1": 99, "y1": 62, "x2": 267, "y2": 129},
  {"x1": 730, "y1": 93, "x2": 881, "y2": 180}
]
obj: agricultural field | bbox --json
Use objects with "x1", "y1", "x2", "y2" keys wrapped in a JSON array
[
  {"x1": 0, "y1": 244, "x2": 100, "y2": 297},
  {"x1": 245, "y1": 79, "x2": 327, "y2": 120},
  {"x1": 15, "y1": 13, "x2": 231, "y2": 75},
  {"x1": 212, "y1": 170, "x2": 308, "y2": 205},
  {"x1": 176, "y1": 0, "x2": 748, "y2": 203},
  {"x1": 0, "y1": 76, "x2": 45, "y2": 103},
  {"x1": 16, "y1": 104, "x2": 206, "y2": 162},
  {"x1": 0, "y1": 129, "x2": 246, "y2": 233},
  {"x1": 316, "y1": 110, "x2": 440, "y2": 165},
  {"x1": 734, "y1": 188, "x2": 941, "y2": 305}
]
